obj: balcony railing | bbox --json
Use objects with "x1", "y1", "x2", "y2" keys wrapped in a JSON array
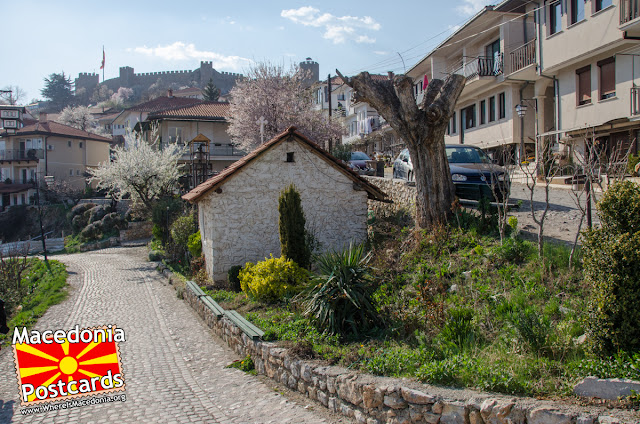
[
  {"x1": 631, "y1": 87, "x2": 640, "y2": 116},
  {"x1": 447, "y1": 55, "x2": 503, "y2": 79},
  {"x1": 509, "y1": 39, "x2": 537, "y2": 74},
  {"x1": 210, "y1": 145, "x2": 245, "y2": 157},
  {"x1": 0, "y1": 149, "x2": 44, "y2": 161},
  {"x1": 621, "y1": 0, "x2": 640, "y2": 24}
]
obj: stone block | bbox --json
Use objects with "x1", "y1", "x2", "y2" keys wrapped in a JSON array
[
  {"x1": 423, "y1": 412, "x2": 441, "y2": 424},
  {"x1": 469, "y1": 410, "x2": 483, "y2": 424},
  {"x1": 597, "y1": 416, "x2": 621, "y2": 424},
  {"x1": 527, "y1": 407, "x2": 573, "y2": 424},
  {"x1": 362, "y1": 385, "x2": 384, "y2": 409},
  {"x1": 574, "y1": 377, "x2": 640, "y2": 400},
  {"x1": 384, "y1": 393, "x2": 408, "y2": 410},
  {"x1": 317, "y1": 390, "x2": 328, "y2": 407},
  {"x1": 440, "y1": 403, "x2": 467, "y2": 424},
  {"x1": 400, "y1": 387, "x2": 437, "y2": 405},
  {"x1": 576, "y1": 416, "x2": 595, "y2": 424},
  {"x1": 300, "y1": 363, "x2": 313, "y2": 382},
  {"x1": 432, "y1": 401, "x2": 445, "y2": 414}
]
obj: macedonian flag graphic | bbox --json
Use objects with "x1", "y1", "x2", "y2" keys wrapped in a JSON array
[{"x1": 13, "y1": 326, "x2": 125, "y2": 405}]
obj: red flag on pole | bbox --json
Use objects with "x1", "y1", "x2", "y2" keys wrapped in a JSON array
[{"x1": 100, "y1": 48, "x2": 105, "y2": 70}]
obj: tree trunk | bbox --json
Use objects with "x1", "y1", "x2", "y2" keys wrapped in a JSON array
[
  {"x1": 336, "y1": 70, "x2": 465, "y2": 229},
  {"x1": 410, "y1": 133, "x2": 455, "y2": 227}
]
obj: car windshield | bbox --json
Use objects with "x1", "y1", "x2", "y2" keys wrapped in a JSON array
[
  {"x1": 351, "y1": 152, "x2": 370, "y2": 160},
  {"x1": 446, "y1": 147, "x2": 491, "y2": 164}
]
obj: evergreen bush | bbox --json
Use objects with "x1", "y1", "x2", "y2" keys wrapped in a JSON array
[
  {"x1": 583, "y1": 181, "x2": 640, "y2": 356},
  {"x1": 278, "y1": 185, "x2": 311, "y2": 269}
]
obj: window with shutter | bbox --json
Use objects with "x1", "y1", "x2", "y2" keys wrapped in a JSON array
[
  {"x1": 598, "y1": 57, "x2": 615, "y2": 100},
  {"x1": 576, "y1": 65, "x2": 591, "y2": 105}
]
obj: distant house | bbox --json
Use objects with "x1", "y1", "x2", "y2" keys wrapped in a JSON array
[
  {"x1": 183, "y1": 127, "x2": 387, "y2": 282},
  {"x1": 110, "y1": 91, "x2": 203, "y2": 147},
  {"x1": 0, "y1": 118, "x2": 111, "y2": 210},
  {"x1": 140, "y1": 101, "x2": 241, "y2": 189}
]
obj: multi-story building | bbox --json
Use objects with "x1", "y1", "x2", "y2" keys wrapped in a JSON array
[
  {"x1": 0, "y1": 116, "x2": 111, "y2": 210},
  {"x1": 139, "y1": 101, "x2": 242, "y2": 189},
  {"x1": 407, "y1": 0, "x2": 639, "y2": 170},
  {"x1": 110, "y1": 91, "x2": 203, "y2": 146},
  {"x1": 313, "y1": 75, "x2": 401, "y2": 157}
]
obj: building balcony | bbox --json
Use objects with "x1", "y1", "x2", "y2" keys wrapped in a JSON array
[
  {"x1": 0, "y1": 149, "x2": 44, "y2": 162},
  {"x1": 620, "y1": 0, "x2": 640, "y2": 28},
  {"x1": 447, "y1": 55, "x2": 504, "y2": 81},
  {"x1": 507, "y1": 39, "x2": 537, "y2": 78}
]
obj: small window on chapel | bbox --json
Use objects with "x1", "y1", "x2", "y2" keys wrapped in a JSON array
[{"x1": 286, "y1": 152, "x2": 295, "y2": 162}]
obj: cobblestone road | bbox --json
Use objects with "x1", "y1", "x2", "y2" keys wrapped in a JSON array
[{"x1": 0, "y1": 246, "x2": 336, "y2": 424}]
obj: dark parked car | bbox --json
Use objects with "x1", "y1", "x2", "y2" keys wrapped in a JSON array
[
  {"x1": 349, "y1": 151, "x2": 375, "y2": 176},
  {"x1": 392, "y1": 146, "x2": 510, "y2": 202}
]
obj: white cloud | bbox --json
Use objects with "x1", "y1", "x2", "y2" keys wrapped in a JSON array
[
  {"x1": 456, "y1": 0, "x2": 493, "y2": 16},
  {"x1": 373, "y1": 51, "x2": 389, "y2": 56},
  {"x1": 129, "y1": 42, "x2": 252, "y2": 71},
  {"x1": 280, "y1": 6, "x2": 380, "y2": 44},
  {"x1": 356, "y1": 35, "x2": 376, "y2": 44}
]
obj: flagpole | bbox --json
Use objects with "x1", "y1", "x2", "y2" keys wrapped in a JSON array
[{"x1": 102, "y1": 46, "x2": 105, "y2": 83}]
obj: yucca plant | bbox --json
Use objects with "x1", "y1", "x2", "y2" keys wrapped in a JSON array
[{"x1": 300, "y1": 242, "x2": 380, "y2": 336}]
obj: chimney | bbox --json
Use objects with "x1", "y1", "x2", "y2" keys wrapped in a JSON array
[
  {"x1": 387, "y1": 71, "x2": 394, "y2": 80},
  {"x1": 167, "y1": 89, "x2": 173, "y2": 98},
  {"x1": 39, "y1": 112, "x2": 48, "y2": 122}
]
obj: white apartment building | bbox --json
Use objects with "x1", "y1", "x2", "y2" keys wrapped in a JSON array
[
  {"x1": 313, "y1": 75, "x2": 401, "y2": 157},
  {"x1": 407, "y1": 0, "x2": 639, "y2": 171}
]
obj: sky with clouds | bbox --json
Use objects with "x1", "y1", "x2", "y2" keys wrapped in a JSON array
[{"x1": 1, "y1": 0, "x2": 495, "y2": 102}]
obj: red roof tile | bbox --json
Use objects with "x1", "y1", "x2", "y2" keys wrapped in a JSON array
[
  {"x1": 127, "y1": 96, "x2": 203, "y2": 113},
  {"x1": 182, "y1": 127, "x2": 388, "y2": 203},
  {"x1": 148, "y1": 102, "x2": 231, "y2": 120},
  {"x1": 3, "y1": 121, "x2": 112, "y2": 143}
]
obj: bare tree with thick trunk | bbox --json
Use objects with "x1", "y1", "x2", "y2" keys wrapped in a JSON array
[{"x1": 336, "y1": 70, "x2": 465, "y2": 229}]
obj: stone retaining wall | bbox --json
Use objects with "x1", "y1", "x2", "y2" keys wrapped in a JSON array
[
  {"x1": 120, "y1": 221, "x2": 153, "y2": 241},
  {"x1": 182, "y1": 284, "x2": 630, "y2": 424},
  {"x1": 364, "y1": 176, "x2": 416, "y2": 218}
]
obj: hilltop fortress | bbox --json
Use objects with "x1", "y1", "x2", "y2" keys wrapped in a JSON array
[{"x1": 75, "y1": 61, "x2": 242, "y2": 97}]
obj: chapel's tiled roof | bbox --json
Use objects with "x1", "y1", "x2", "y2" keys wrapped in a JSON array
[
  {"x1": 182, "y1": 126, "x2": 388, "y2": 203},
  {"x1": 1, "y1": 121, "x2": 112, "y2": 142},
  {"x1": 148, "y1": 102, "x2": 231, "y2": 120}
]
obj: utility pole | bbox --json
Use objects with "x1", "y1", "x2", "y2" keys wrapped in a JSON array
[
  {"x1": 35, "y1": 174, "x2": 49, "y2": 266},
  {"x1": 327, "y1": 74, "x2": 333, "y2": 153}
]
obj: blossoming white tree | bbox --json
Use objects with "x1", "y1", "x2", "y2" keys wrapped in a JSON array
[
  {"x1": 89, "y1": 129, "x2": 186, "y2": 210},
  {"x1": 228, "y1": 62, "x2": 343, "y2": 151},
  {"x1": 56, "y1": 106, "x2": 110, "y2": 136}
]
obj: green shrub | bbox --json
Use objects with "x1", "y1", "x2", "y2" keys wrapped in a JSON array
[
  {"x1": 595, "y1": 180, "x2": 640, "y2": 235},
  {"x1": 300, "y1": 243, "x2": 380, "y2": 336},
  {"x1": 239, "y1": 255, "x2": 308, "y2": 302},
  {"x1": 492, "y1": 237, "x2": 531, "y2": 264},
  {"x1": 187, "y1": 230, "x2": 201, "y2": 258},
  {"x1": 278, "y1": 185, "x2": 311, "y2": 269},
  {"x1": 226, "y1": 355, "x2": 255, "y2": 373},
  {"x1": 171, "y1": 215, "x2": 197, "y2": 248},
  {"x1": 228, "y1": 265, "x2": 243, "y2": 292},
  {"x1": 437, "y1": 307, "x2": 480, "y2": 353},
  {"x1": 152, "y1": 224, "x2": 164, "y2": 241},
  {"x1": 508, "y1": 307, "x2": 551, "y2": 354},
  {"x1": 583, "y1": 181, "x2": 640, "y2": 356}
]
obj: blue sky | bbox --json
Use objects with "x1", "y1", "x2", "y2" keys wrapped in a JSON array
[{"x1": 1, "y1": 0, "x2": 494, "y2": 103}]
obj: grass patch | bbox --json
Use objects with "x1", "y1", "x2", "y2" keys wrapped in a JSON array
[
  {"x1": 171, "y1": 207, "x2": 638, "y2": 399},
  {"x1": 0, "y1": 259, "x2": 68, "y2": 345}
]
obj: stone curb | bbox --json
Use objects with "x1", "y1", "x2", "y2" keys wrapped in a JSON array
[{"x1": 166, "y1": 276, "x2": 633, "y2": 424}]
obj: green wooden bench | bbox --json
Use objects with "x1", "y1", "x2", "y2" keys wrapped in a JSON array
[
  {"x1": 201, "y1": 296, "x2": 225, "y2": 319},
  {"x1": 186, "y1": 281, "x2": 225, "y2": 318},
  {"x1": 224, "y1": 310, "x2": 265, "y2": 340},
  {"x1": 186, "y1": 280, "x2": 207, "y2": 297}
]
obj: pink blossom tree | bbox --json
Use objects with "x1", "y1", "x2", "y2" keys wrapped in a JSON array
[{"x1": 228, "y1": 62, "x2": 343, "y2": 152}]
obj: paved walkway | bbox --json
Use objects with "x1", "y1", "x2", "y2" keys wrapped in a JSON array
[{"x1": 0, "y1": 247, "x2": 337, "y2": 423}]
